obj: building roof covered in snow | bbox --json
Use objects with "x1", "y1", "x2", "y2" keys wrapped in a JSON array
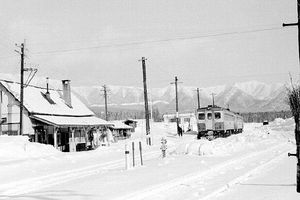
[
  {"x1": 0, "y1": 80, "x2": 93, "y2": 116},
  {"x1": 31, "y1": 115, "x2": 112, "y2": 127},
  {"x1": 110, "y1": 121, "x2": 132, "y2": 130},
  {"x1": 123, "y1": 119, "x2": 138, "y2": 124},
  {"x1": 0, "y1": 80, "x2": 112, "y2": 127}
]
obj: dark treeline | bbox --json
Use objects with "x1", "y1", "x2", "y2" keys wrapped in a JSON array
[
  {"x1": 93, "y1": 106, "x2": 292, "y2": 123},
  {"x1": 240, "y1": 110, "x2": 292, "y2": 123},
  {"x1": 94, "y1": 107, "x2": 164, "y2": 122}
]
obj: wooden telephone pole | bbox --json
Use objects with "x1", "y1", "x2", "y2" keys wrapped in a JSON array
[
  {"x1": 196, "y1": 88, "x2": 201, "y2": 110},
  {"x1": 15, "y1": 41, "x2": 38, "y2": 136},
  {"x1": 283, "y1": 0, "x2": 300, "y2": 192},
  {"x1": 171, "y1": 76, "x2": 182, "y2": 136},
  {"x1": 102, "y1": 85, "x2": 109, "y2": 121},
  {"x1": 175, "y1": 77, "x2": 179, "y2": 134},
  {"x1": 140, "y1": 57, "x2": 151, "y2": 145},
  {"x1": 15, "y1": 41, "x2": 25, "y2": 135}
]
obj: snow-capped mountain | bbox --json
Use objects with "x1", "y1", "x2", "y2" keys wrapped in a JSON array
[
  {"x1": 0, "y1": 73, "x2": 289, "y2": 113},
  {"x1": 71, "y1": 81, "x2": 289, "y2": 113}
]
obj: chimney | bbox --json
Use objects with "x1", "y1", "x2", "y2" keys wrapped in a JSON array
[
  {"x1": 46, "y1": 77, "x2": 50, "y2": 97},
  {"x1": 62, "y1": 80, "x2": 72, "y2": 108}
]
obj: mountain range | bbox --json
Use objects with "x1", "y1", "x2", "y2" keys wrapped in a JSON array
[
  {"x1": 72, "y1": 81, "x2": 289, "y2": 114},
  {"x1": 0, "y1": 73, "x2": 290, "y2": 114}
]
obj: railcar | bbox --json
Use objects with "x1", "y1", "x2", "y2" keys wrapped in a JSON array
[{"x1": 197, "y1": 105, "x2": 243, "y2": 139}]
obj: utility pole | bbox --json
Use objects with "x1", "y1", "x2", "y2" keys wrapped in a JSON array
[
  {"x1": 171, "y1": 76, "x2": 182, "y2": 136},
  {"x1": 15, "y1": 41, "x2": 38, "y2": 136},
  {"x1": 102, "y1": 85, "x2": 109, "y2": 121},
  {"x1": 15, "y1": 41, "x2": 25, "y2": 135},
  {"x1": 196, "y1": 88, "x2": 201, "y2": 110},
  {"x1": 149, "y1": 92, "x2": 153, "y2": 121},
  {"x1": 283, "y1": 0, "x2": 300, "y2": 192},
  {"x1": 283, "y1": 0, "x2": 300, "y2": 76},
  {"x1": 211, "y1": 93, "x2": 216, "y2": 107},
  {"x1": 139, "y1": 57, "x2": 151, "y2": 145}
]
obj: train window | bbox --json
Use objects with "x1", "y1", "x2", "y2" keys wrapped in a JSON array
[
  {"x1": 198, "y1": 113, "x2": 205, "y2": 120},
  {"x1": 207, "y1": 113, "x2": 212, "y2": 120},
  {"x1": 215, "y1": 112, "x2": 221, "y2": 119}
]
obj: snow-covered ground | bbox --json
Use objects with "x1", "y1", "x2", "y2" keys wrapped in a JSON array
[{"x1": 0, "y1": 119, "x2": 299, "y2": 199}]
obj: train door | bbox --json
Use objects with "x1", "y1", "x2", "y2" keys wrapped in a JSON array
[{"x1": 206, "y1": 111, "x2": 213, "y2": 130}]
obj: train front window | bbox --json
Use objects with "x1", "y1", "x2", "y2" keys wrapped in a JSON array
[
  {"x1": 198, "y1": 113, "x2": 205, "y2": 120},
  {"x1": 207, "y1": 113, "x2": 212, "y2": 120},
  {"x1": 215, "y1": 112, "x2": 221, "y2": 119}
]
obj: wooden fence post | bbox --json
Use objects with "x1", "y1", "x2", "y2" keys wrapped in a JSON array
[{"x1": 139, "y1": 141, "x2": 143, "y2": 166}]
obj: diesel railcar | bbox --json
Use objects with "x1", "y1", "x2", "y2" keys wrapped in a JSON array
[{"x1": 197, "y1": 105, "x2": 243, "y2": 139}]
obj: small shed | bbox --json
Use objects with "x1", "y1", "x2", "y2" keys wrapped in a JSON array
[
  {"x1": 110, "y1": 121, "x2": 132, "y2": 139},
  {"x1": 123, "y1": 119, "x2": 138, "y2": 132}
]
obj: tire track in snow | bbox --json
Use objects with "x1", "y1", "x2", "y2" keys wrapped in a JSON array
[
  {"x1": 113, "y1": 143, "x2": 290, "y2": 200},
  {"x1": 0, "y1": 148, "x2": 166, "y2": 197},
  {"x1": 198, "y1": 146, "x2": 292, "y2": 200}
]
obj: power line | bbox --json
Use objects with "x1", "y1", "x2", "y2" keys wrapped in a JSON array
[
  {"x1": 30, "y1": 26, "x2": 284, "y2": 56},
  {"x1": 0, "y1": 78, "x2": 61, "y2": 91},
  {"x1": 23, "y1": 23, "x2": 282, "y2": 46}
]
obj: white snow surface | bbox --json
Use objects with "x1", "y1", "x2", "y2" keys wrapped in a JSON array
[
  {"x1": 0, "y1": 118, "x2": 298, "y2": 199},
  {"x1": 0, "y1": 135, "x2": 61, "y2": 161}
]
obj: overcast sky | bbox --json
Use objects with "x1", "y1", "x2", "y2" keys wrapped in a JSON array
[{"x1": 0, "y1": 0, "x2": 298, "y2": 88}]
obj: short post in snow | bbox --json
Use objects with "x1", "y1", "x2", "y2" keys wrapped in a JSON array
[
  {"x1": 160, "y1": 138, "x2": 167, "y2": 158},
  {"x1": 125, "y1": 144, "x2": 130, "y2": 170},
  {"x1": 132, "y1": 141, "x2": 135, "y2": 167},
  {"x1": 139, "y1": 141, "x2": 143, "y2": 166}
]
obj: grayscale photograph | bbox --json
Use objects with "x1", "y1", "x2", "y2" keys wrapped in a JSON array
[{"x1": 0, "y1": 0, "x2": 299, "y2": 199}]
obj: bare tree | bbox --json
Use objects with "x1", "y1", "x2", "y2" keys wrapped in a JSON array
[{"x1": 287, "y1": 84, "x2": 300, "y2": 192}]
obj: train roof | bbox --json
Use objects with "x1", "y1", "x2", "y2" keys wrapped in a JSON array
[{"x1": 197, "y1": 105, "x2": 241, "y2": 116}]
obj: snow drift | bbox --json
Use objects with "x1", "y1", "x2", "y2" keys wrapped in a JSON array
[
  {"x1": 0, "y1": 135, "x2": 61, "y2": 161},
  {"x1": 173, "y1": 120, "x2": 293, "y2": 156}
]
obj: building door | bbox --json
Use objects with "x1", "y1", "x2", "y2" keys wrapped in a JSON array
[{"x1": 59, "y1": 127, "x2": 70, "y2": 152}]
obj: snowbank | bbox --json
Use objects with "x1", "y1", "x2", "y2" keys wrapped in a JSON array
[
  {"x1": 269, "y1": 117, "x2": 294, "y2": 131},
  {"x1": 173, "y1": 120, "x2": 293, "y2": 156},
  {"x1": 0, "y1": 135, "x2": 61, "y2": 161}
]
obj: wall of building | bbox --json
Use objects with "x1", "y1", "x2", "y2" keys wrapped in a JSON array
[
  {"x1": 0, "y1": 90, "x2": 34, "y2": 135},
  {"x1": 163, "y1": 113, "x2": 197, "y2": 131}
]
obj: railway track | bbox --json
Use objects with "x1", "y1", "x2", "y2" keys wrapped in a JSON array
[
  {"x1": 0, "y1": 140, "x2": 292, "y2": 199},
  {"x1": 0, "y1": 148, "x2": 164, "y2": 197},
  {"x1": 114, "y1": 142, "x2": 292, "y2": 200}
]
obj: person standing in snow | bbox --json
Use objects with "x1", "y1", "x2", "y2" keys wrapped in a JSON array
[
  {"x1": 106, "y1": 127, "x2": 114, "y2": 146},
  {"x1": 88, "y1": 129, "x2": 94, "y2": 149},
  {"x1": 100, "y1": 127, "x2": 107, "y2": 146},
  {"x1": 93, "y1": 128, "x2": 101, "y2": 147},
  {"x1": 178, "y1": 126, "x2": 183, "y2": 137}
]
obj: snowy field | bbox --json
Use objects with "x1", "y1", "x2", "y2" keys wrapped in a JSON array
[{"x1": 0, "y1": 118, "x2": 299, "y2": 200}]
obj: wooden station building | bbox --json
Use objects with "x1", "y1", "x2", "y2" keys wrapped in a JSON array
[{"x1": 0, "y1": 79, "x2": 112, "y2": 152}]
